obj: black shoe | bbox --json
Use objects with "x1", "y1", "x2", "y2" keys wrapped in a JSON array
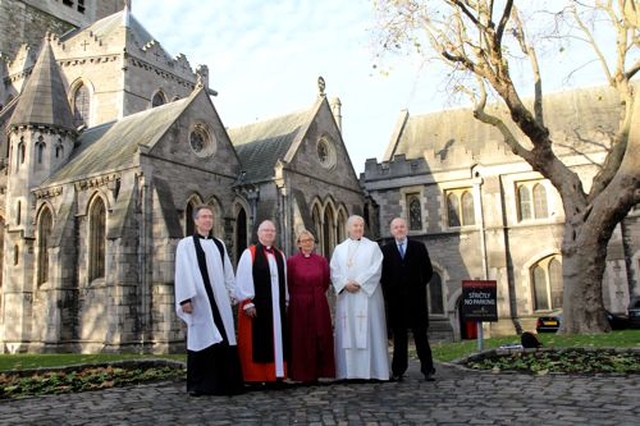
[
  {"x1": 188, "y1": 391, "x2": 203, "y2": 397},
  {"x1": 423, "y1": 369, "x2": 436, "y2": 382},
  {"x1": 390, "y1": 374, "x2": 403, "y2": 382},
  {"x1": 266, "y1": 379, "x2": 288, "y2": 390}
]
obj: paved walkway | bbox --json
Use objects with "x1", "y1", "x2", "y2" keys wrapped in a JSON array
[{"x1": 2, "y1": 360, "x2": 639, "y2": 425}]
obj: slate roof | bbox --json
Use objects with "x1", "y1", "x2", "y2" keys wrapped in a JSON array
[
  {"x1": 42, "y1": 95, "x2": 191, "y2": 186},
  {"x1": 0, "y1": 95, "x2": 20, "y2": 130},
  {"x1": 385, "y1": 85, "x2": 622, "y2": 161},
  {"x1": 8, "y1": 41, "x2": 74, "y2": 131},
  {"x1": 228, "y1": 106, "x2": 318, "y2": 183}
]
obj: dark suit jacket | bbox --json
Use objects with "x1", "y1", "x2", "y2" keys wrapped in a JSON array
[{"x1": 381, "y1": 238, "x2": 434, "y2": 328}]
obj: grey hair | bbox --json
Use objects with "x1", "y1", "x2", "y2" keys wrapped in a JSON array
[
  {"x1": 346, "y1": 215, "x2": 364, "y2": 228},
  {"x1": 192, "y1": 204, "x2": 214, "y2": 220},
  {"x1": 296, "y1": 229, "x2": 316, "y2": 243}
]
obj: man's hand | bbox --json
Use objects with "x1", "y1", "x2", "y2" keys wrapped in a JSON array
[
  {"x1": 181, "y1": 301, "x2": 193, "y2": 314},
  {"x1": 345, "y1": 280, "x2": 361, "y2": 293},
  {"x1": 244, "y1": 306, "x2": 257, "y2": 318}
]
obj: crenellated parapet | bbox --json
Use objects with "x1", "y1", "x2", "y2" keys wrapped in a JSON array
[
  {"x1": 140, "y1": 40, "x2": 195, "y2": 79},
  {"x1": 6, "y1": 44, "x2": 37, "y2": 83},
  {"x1": 364, "y1": 155, "x2": 430, "y2": 181},
  {"x1": 365, "y1": 133, "x2": 541, "y2": 184},
  {"x1": 174, "y1": 53, "x2": 194, "y2": 76},
  {"x1": 73, "y1": 173, "x2": 120, "y2": 192}
]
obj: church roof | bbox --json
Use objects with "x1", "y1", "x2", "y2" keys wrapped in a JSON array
[
  {"x1": 8, "y1": 40, "x2": 75, "y2": 131},
  {"x1": 228, "y1": 105, "x2": 318, "y2": 183},
  {"x1": 0, "y1": 95, "x2": 20, "y2": 129},
  {"x1": 43, "y1": 96, "x2": 191, "y2": 185},
  {"x1": 384, "y1": 84, "x2": 622, "y2": 162}
]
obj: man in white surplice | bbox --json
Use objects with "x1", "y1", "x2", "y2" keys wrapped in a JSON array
[{"x1": 330, "y1": 215, "x2": 389, "y2": 380}]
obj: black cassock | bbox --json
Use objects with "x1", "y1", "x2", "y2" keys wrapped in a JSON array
[{"x1": 186, "y1": 235, "x2": 244, "y2": 396}]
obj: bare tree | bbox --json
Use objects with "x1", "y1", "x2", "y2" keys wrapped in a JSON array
[{"x1": 374, "y1": 0, "x2": 640, "y2": 333}]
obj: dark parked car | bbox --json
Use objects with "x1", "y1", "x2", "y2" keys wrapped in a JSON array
[
  {"x1": 535, "y1": 309, "x2": 629, "y2": 333},
  {"x1": 607, "y1": 310, "x2": 630, "y2": 330},
  {"x1": 629, "y1": 297, "x2": 640, "y2": 328},
  {"x1": 535, "y1": 309, "x2": 562, "y2": 333}
]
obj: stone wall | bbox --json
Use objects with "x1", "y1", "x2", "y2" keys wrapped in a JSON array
[
  {"x1": 0, "y1": 1, "x2": 74, "y2": 63},
  {"x1": 364, "y1": 137, "x2": 640, "y2": 339}
]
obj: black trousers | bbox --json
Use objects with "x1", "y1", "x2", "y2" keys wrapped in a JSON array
[{"x1": 391, "y1": 322, "x2": 434, "y2": 377}]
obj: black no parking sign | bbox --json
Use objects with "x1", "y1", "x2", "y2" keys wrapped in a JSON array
[{"x1": 461, "y1": 280, "x2": 498, "y2": 322}]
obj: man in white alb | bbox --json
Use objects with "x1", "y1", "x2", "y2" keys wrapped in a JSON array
[{"x1": 330, "y1": 215, "x2": 389, "y2": 381}]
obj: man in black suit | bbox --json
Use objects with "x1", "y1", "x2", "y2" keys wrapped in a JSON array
[{"x1": 381, "y1": 217, "x2": 435, "y2": 382}]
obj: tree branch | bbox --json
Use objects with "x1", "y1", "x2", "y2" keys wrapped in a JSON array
[
  {"x1": 494, "y1": 0, "x2": 514, "y2": 49},
  {"x1": 511, "y1": 6, "x2": 544, "y2": 126},
  {"x1": 572, "y1": 4, "x2": 613, "y2": 83},
  {"x1": 624, "y1": 59, "x2": 640, "y2": 80},
  {"x1": 470, "y1": 78, "x2": 533, "y2": 162},
  {"x1": 450, "y1": 0, "x2": 482, "y2": 28}
]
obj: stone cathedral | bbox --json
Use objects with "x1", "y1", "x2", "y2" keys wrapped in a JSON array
[
  {"x1": 0, "y1": 1, "x2": 362, "y2": 353},
  {"x1": 1, "y1": 1, "x2": 638, "y2": 353}
]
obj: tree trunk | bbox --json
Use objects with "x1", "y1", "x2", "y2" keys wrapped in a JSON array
[{"x1": 561, "y1": 219, "x2": 611, "y2": 334}]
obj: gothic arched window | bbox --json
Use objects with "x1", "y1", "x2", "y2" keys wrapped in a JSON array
[
  {"x1": 518, "y1": 186, "x2": 532, "y2": 221},
  {"x1": 549, "y1": 258, "x2": 563, "y2": 308},
  {"x1": 517, "y1": 181, "x2": 550, "y2": 222},
  {"x1": 185, "y1": 201, "x2": 200, "y2": 237},
  {"x1": 73, "y1": 83, "x2": 90, "y2": 128},
  {"x1": 55, "y1": 138, "x2": 64, "y2": 159},
  {"x1": 88, "y1": 197, "x2": 106, "y2": 281},
  {"x1": 36, "y1": 136, "x2": 45, "y2": 165},
  {"x1": 461, "y1": 191, "x2": 475, "y2": 225},
  {"x1": 533, "y1": 183, "x2": 549, "y2": 219},
  {"x1": 37, "y1": 207, "x2": 53, "y2": 285},
  {"x1": 312, "y1": 204, "x2": 322, "y2": 252},
  {"x1": 235, "y1": 207, "x2": 248, "y2": 262},
  {"x1": 18, "y1": 141, "x2": 26, "y2": 166},
  {"x1": 428, "y1": 272, "x2": 444, "y2": 315},
  {"x1": 337, "y1": 210, "x2": 347, "y2": 244},
  {"x1": 446, "y1": 193, "x2": 460, "y2": 227},
  {"x1": 152, "y1": 91, "x2": 166, "y2": 108},
  {"x1": 408, "y1": 195, "x2": 422, "y2": 231},
  {"x1": 323, "y1": 204, "x2": 336, "y2": 257},
  {"x1": 532, "y1": 255, "x2": 563, "y2": 311},
  {"x1": 447, "y1": 189, "x2": 475, "y2": 227}
]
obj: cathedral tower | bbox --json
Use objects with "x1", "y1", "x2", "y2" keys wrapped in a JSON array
[{"x1": 2, "y1": 39, "x2": 76, "y2": 351}]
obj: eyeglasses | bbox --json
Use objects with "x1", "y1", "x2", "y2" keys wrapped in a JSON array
[{"x1": 299, "y1": 239, "x2": 314, "y2": 243}]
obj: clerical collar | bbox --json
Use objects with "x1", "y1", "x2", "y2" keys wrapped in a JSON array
[
  {"x1": 264, "y1": 246, "x2": 274, "y2": 253},
  {"x1": 196, "y1": 233, "x2": 211, "y2": 240}
]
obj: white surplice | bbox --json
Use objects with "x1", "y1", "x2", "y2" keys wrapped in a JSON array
[
  {"x1": 174, "y1": 237, "x2": 239, "y2": 351},
  {"x1": 330, "y1": 237, "x2": 389, "y2": 380}
]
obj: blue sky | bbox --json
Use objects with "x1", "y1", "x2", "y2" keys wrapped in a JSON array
[
  {"x1": 131, "y1": 0, "x2": 442, "y2": 174},
  {"x1": 131, "y1": 0, "x2": 609, "y2": 174}
]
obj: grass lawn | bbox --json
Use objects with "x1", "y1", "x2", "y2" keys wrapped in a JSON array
[
  {"x1": 1, "y1": 330, "x2": 638, "y2": 369},
  {"x1": 0, "y1": 353, "x2": 185, "y2": 372},
  {"x1": 433, "y1": 329, "x2": 640, "y2": 362}
]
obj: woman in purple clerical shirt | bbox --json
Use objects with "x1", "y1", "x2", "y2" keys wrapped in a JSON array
[{"x1": 286, "y1": 229, "x2": 335, "y2": 383}]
